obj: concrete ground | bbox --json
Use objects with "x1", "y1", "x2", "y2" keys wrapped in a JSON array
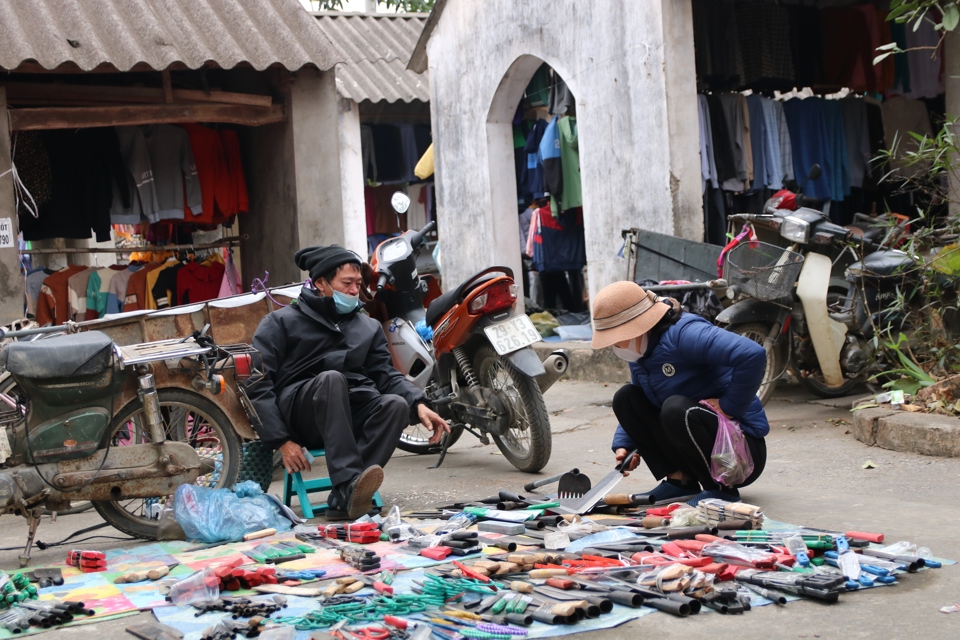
[{"x1": 3, "y1": 379, "x2": 958, "y2": 639}]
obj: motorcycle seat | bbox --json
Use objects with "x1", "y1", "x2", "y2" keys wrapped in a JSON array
[
  {"x1": 856, "y1": 250, "x2": 914, "y2": 277},
  {"x1": 0, "y1": 331, "x2": 115, "y2": 380},
  {"x1": 425, "y1": 273, "x2": 498, "y2": 328}
]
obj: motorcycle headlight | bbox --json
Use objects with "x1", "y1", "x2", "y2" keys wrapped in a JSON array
[
  {"x1": 781, "y1": 216, "x2": 811, "y2": 243},
  {"x1": 763, "y1": 196, "x2": 784, "y2": 215}
]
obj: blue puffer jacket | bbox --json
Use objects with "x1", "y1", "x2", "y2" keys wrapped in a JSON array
[{"x1": 611, "y1": 314, "x2": 770, "y2": 451}]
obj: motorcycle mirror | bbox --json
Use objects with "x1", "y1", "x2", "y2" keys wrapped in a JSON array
[
  {"x1": 391, "y1": 191, "x2": 411, "y2": 214},
  {"x1": 807, "y1": 164, "x2": 822, "y2": 181}
]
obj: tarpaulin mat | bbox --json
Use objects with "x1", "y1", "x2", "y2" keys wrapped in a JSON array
[{"x1": 153, "y1": 567, "x2": 658, "y2": 640}]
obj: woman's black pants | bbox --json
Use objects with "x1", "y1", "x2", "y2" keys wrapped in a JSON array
[{"x1": 611, "y1": 384, "x2": 766, "y2": 490}]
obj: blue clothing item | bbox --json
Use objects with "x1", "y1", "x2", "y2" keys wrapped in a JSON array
[
  {"x1": 746, "y1": 95, "x2": 768, "y2": 194},
  {"x1": 610, "y1": 314, "x2": 770, "y2": 452},
  {"x1": 821, "y1": 100, "x2": 850, "y2": 204},
  {"x1": 533, "y1": 208, "x2": 585, "y2": 273},
  {"x1": 539, "y1": 116, "x2": 562, "y2": 199},
  {"x1": 520, "y1": 120, "x2": 547, "y2": 201},
  {"x1": 758, "y1": 98, "x2": 785, "y2": 190},
  {"x1": 782, "y1": 98, "x2": 833, "y2": 202}
]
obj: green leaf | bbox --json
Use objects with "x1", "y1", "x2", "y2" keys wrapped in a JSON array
[
  {"x1": 874, "y1": 52, "x2": 895, "y2": 66},
  {"x1": 945, "y1": 3, "x2": 960, "y2": 31}
]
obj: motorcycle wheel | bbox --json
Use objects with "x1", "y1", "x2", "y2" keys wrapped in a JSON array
[
  {"x1": 729, "y1": 323, "x2": 783, "y2": 407},
  {"x1": 791, "y1": 364, "x2": 861, "y2": 398},
  {"x1": 473, "y1": 345, "x2": 551, "y2": 473},
  {"x1": 398, "y1": 424, "x2": 464, "y2": 454},
  {"x1": 93, "y1": 388, "x2": 241, "y2": 539}
]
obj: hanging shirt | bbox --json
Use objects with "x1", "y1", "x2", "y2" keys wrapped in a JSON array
[
  {"x1": 85, "y1": 265, "x2": 127, "y2": 320},
  {"x1": 697, "y1": 95, "x2": 719, "y2": 192},
  {"x1": 181, "y1": 124, "x2": 231, "y2": 224},
  {"x1": 706, "y1": 94, "x2": 737, "y2": 184},
  {"x1": 105, "y1": 265, "x2": 142, "y2": 315},
  {"x1": 821, "y1": 100, "x2": 850, "y2": 204},
  {"x1": 111, "y1": 126, "x2": 159, "y2": 225},
  {"x1": 36, "y1": 265, "x2": 87, "y2": 327},
  {"x1": 772, "y1": 100, "x2": 794, "y2": 184},
  {"x1": 146, "y1": 260, "x2": 181, "y2": 309},
  {"x1": 539, "y1": 116, "x2": 563, "y2": 201},
  {"x1": 219, "y1": 130, "x2": 249, "y2": 217},
  {"x1": 746, "y1": 95, "x2": 768, "y2": 194},
  {"x1": 218, "y1": 251, "x2": 241, "y2": 298},
  {"x1": 178, "y1": 261, "x2": 226, "y2": 305},
  {"x1": 414, "y1": 143, "x2": 435, "y2": 180},
  {"x1": 152, "y1": 263, "x2": 186, "y2": 309},
  {"x1": 905, "y1": 16, "x2": 944, "y2": 99},
  {"x1": 718, "y1": 94, "x2": 749, "y2": 192},
  {"x1": 840, "y1": 98, "x2": 872, "y2": 190},
  {"x1": 520, "y1": 119, "x2": 548, "y2": 201},
  {"x1": 25, "y1": 269, "x2": 51, "y2": 318},
  {"x1": 782, "y1": 98, "x2": 833, "y2": 202},
  {"x1": 143, "y1": 124, "x2": 201, "y2": 222},
  {"x1": 66, "y1": 268, "x2": 94, "y2": 322},
  {"x1": 123, "y1": 262, "x2": 164, "y2": 312},
  {"x1": 557, "y1": 116, "x2": 582, "y2": 210},
  {"x1": 757, "y1": 98, "x2": 784, "y2": 190}
]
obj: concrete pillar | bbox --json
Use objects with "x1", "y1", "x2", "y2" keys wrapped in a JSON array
[
  {"x1": 945, "y1": 31, "x2": 960, "y2": 218},
  {"x1": 0, "y1": 89, "x2": 23, "y2": 324},
  {"x1": 290, "y1": 69, "x2": 366, "y2": 258},
  {"x1": 337, "y1": 98, "x2": 369, "y2": 258},
  {"x1": 661, "y1": 0, "x2": 703, "y2": 243}
]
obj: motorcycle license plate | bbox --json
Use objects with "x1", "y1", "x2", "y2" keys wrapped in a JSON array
[{"x1": 484, "y1": 315, "x2": 542, "y2": 355}]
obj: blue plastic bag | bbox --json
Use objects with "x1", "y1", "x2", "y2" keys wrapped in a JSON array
[{"x1": 174, "y1": 482, "x2": 292, "y2": 543}]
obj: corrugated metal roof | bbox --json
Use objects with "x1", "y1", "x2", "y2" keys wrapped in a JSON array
[
  {"x1": 0, "y1": 0, "x2": 340, "y2": 73},
  {"x1": 313, "y1": 13, "x2": 429, "y2": 104}
]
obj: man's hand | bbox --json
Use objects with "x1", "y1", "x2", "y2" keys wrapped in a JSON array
[
  {"x1": 418, "y1": 403, "x2": 450, "y2": 445},
  {"x1": 702, "y1": 398, "x2": 731, "y2": 419},
  {"x1": 614, "y1": 448, "x2": 640, "y2": 477},
  {"x1": 279, "y1": 441, "x2": 310, "y2": 474}
]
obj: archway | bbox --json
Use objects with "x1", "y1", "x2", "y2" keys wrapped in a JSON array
[{"x1": 485, "y1": 55, "x2": 585, "y2": 315}]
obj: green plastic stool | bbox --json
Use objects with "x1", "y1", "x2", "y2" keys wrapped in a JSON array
[{"x1": 282, "y1": 449, "x2": 383, "y2": 519}]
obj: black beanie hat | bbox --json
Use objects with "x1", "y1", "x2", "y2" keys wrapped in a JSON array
[{"x1": 294, "y1": 245, "x2": 361, "y2": 282}]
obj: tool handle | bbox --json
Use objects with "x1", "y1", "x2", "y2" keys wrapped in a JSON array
[
  {"x1": 243, "y1": 528, "x2": 277, "y2": 541},
  {"x1": 845, "y1": 531, "x2": 884, "y2": 543},
  {"x1": 529, "y1": 569, "x2": 569, "y2": 579},
  {"x1": 524, "y1": 470, "x2": 578, "y2": 492},
  {"x1": 614, "y1": 449, "x2": 639, "y2": 473}
]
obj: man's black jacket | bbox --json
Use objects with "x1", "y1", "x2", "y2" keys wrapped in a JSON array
[{"x1": 244, "y1": 288, "x2": 427, "y2": 450}]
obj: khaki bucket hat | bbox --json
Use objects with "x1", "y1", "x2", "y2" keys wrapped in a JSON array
[{"x1": 591, "y1": 281, "x2": 671, "y2": 349}]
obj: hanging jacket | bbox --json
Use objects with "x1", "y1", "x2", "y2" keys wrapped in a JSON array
[
  {"x1": 244, "y1": 288, "x2": 428, "y2": 450},
  {"x1": 519, "y1": 120, "x2": 547, "y2": 201},
  {"x1": 611, "y1": 314, "x2": 769, "y2": 451},
  {"x1": 539, "y1": 116, "x2": 563, "y2": 200}
]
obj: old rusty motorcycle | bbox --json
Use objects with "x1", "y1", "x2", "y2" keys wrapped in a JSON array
[{"x1": 0, "y1": 323, "x2": 258, "y2": 566}]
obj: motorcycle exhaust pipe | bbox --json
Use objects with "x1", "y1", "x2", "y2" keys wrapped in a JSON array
[{"x1": 537, "y1": 350, "x2": 569, "y2": 394}]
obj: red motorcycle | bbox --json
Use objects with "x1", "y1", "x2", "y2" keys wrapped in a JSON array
[{"x1": 366, "y1": 193, "x2": 568, "y2": 472}]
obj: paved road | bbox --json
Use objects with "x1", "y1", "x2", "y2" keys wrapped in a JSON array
[{"x1": 3, "y1": 380, "x2": 958, "y2": 639}]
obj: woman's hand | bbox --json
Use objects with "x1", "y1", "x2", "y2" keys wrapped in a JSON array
[
  {"x1": 614, "y1": 448, "x2": 640, "y2": 476},
  {"x1": 702, "y1": 398, "x2": 731, "y2": 419}
]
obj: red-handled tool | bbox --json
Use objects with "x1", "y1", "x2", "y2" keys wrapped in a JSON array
[
  {"x1": 383, "y1": 616, "x2": 409, "y2": 630},
  {"x1": 846, "y1": 531, "x2": 884, "y2": 544},
  {"x1": 453, "y1": 561, "x2": 491, "y2": 583}
]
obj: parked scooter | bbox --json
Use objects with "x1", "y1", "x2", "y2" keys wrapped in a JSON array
[
  {"x1": 0, "y1": 324, "x2": 252, "y2": 565},
  {"x1": 717, "y1": 165, "x2": 924, "y2": 402},
  {"x1": 367, "y1": 192, "x2": 568, "y2": 473}
]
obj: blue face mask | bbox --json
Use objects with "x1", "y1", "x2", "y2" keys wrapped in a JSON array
[{"x1": 332, "y1": 290, "x2": 360, "y2": 314}]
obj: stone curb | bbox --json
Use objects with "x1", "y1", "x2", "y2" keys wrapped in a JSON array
[{"x1": 853, "y1": 407, "x2": 960, "y2": 457}]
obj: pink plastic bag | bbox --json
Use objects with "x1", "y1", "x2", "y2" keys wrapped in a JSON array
[{"x1": 701, "y1": 401, "x2": 754, "y2": 487}]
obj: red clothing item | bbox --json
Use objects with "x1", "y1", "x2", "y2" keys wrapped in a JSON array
[
  {"x1": 181, "y1": 124, "x2": 230, "y2": 224},
  {"x1": 177, "y1": 261, "x2": 226, "y2": 304},
  {"x1": 35, "y1": 265, "x2": 86, "y2": 326},
  {"x1": 219, "y1": 130, "x2": 248, "y2": 216}
]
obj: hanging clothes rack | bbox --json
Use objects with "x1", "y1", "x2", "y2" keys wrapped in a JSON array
[{"x1": 18, "y1": 235, "x2": 246, "y2": 256}]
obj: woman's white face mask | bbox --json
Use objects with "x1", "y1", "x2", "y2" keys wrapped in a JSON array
[{"x1": 612, "y1": 334, "x2": 649, "y2": 362}]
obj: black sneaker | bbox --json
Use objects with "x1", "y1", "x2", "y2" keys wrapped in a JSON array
[{"x1": 327, "y1": 465, "x2": 384, "y2": 521}]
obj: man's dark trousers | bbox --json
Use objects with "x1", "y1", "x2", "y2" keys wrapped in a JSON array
[{"x1": 290, "y1": 370, "x2": 408, "y2": 487}]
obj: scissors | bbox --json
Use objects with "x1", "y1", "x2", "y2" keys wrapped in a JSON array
[{"x1": 346, "y1": 626, "x2": 391, "y2": 640}]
